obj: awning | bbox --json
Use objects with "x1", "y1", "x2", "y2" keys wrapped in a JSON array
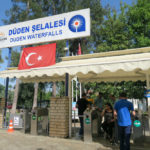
[{"x1": 1, "y1": 47, "x2": 150, "y2": 83}]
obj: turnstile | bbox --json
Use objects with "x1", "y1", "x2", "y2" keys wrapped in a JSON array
[
  {"x1": 30, "y1": 108, "x2": 49, "y2": 135},
  {"x1": 84, "y1": 108, "x2": 92, "y2": 142}
]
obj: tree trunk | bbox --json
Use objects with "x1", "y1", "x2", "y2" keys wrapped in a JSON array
[
  {"x1": 52, "y1": 82, "x2": 56, "y2": 97},
  {"x1": 11, "y1": 79, "x2": 20, "y2": 114},
  {"x1": 32, "y1": 82, "x2": 39, "y2": 110}
]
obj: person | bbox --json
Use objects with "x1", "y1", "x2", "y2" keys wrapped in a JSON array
[
  {"x1": 114, "y1": 92, "x2": 136, "y2": 150},
  {"x1": 76, "y1": 93, "x2": 89, "y2": 136},
  {"x1": 109, "y1": 94, "x2": 116, "y2": 105},
  {"x1": 94, "y1": 92, "x2": 103, "y2": 110},
  {"x1": 101, "y1": 103, "x2": 115, "y2": 142},
  {"x1": 109, "y1": 94, "x2": 119, "y2": 144},
  {"x1": 94, "y1": 92, "x2": 104, "y2": 136}
]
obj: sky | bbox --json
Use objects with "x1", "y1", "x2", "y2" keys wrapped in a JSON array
[{"x1": 0, "y1": 0, "x2": 134, "y2": 85}]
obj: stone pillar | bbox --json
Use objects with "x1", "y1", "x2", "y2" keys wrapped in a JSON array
[
  {"x1": 0, "y1": 98, "x2": 5, "y2": 108},
  {"x1": 49, "y1": 97, "x2": 69, "y2": 138}
]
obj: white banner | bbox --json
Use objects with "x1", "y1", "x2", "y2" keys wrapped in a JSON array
[{"x1": 0, "y1": 9, "x2": 90, "y2": 49}]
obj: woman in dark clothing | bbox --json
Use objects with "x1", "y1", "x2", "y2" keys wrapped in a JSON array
[
  {"x1": 101, "y1": 103, "x2": 115, "y2": 142},
  {"x1": 76, "y1": 93, "x2": 89, "y2": 136}
]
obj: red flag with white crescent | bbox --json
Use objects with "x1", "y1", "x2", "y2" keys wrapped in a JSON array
[{"x1": 18, "y1": 43, "x2": 56, "y2": 70}]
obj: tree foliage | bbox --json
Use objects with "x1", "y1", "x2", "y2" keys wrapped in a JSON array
[
  {"x1": 127, "y1": 0, "x2": 150, "y2": 47},
  {"x1": 2, "y1": 0, "x2": 150, "y2": 106}
]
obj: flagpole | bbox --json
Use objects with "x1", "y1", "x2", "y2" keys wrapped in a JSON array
[
  {"x1": 4, "y1": 47, "x2": 12, "y2": 127},
  {"x1": 66, "y1": 41, "x2": 69, "y2": 56},
  {"x1": 77, "y1": 43, "x2": 81, "y2": 55}
]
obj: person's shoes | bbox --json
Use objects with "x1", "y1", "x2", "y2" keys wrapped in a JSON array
[
  {"x1": 109, "y1": 139, "x2": 114, "y2": 145},
  {"x1": 78, "y1": 133, "x2": 83, "y2": 137}
]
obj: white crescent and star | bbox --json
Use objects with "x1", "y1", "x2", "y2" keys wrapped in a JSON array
[{"x1": 25, "y1": 52, "x2": 42, "y2": 66}]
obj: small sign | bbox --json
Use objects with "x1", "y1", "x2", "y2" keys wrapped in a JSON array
[
  {"x1": 85, "y1": 118, "x2": 91, "y2": 124},
  {"x1": 133, "y1": 120, "x2": 141, "y2": 127},
  {"x1": 32, "y1": 115, "x2": 36, "y2": 120},
  {"x1": 144, "y1": 89, "x2": 150, "y2": 97},
  {"x1": 14, "y1": 116, "x2": 19, "y2": 126}
]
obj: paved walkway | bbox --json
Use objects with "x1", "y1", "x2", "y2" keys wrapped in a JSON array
[
  {"x1": 0, "y1": 129, "x2": 111, "y2": 150},
  {"x1": 0, "y1": 129, "x2": 149, "y2": 150}
]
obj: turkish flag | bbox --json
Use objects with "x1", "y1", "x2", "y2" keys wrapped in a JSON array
[{"x1": 18, "y1": 43, "x2": 56, "y2": 70}]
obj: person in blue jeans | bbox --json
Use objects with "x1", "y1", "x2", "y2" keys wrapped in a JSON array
[{"x1": 114, "y1": 92, "x2": 135, "y2": 150}]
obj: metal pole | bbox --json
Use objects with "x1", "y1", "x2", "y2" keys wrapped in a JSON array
[
  {"x1": 4, "y1": 47, "x2": 11, "y2": 127},
  {"x1": 80, "y1": 83, "x2": 82, "y2": 98},
  {"x1": 146, "y1": 74, "x2": 150, "y2": 112},
  {"x1": 76, "y1": 77, "x2": 77, "y2": 101},
  {"x1": 68, "y1": 75, "x2": 72, "y2": 138},
  {"x1": 65, "y1": 73, "x2": 69, "y2": 96},
  {"x1": 66, "y1": 41, "x2": 69, "y2": 56},
  {"x1": 72, "y1": 80, "x2": 74, "y2": 102}
]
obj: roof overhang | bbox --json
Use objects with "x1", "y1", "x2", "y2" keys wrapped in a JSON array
[{"x1": 1, "y1": 47, "x2": 150, "y2": 83}]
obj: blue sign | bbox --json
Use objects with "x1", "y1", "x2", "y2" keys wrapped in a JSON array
[
  {"x1": 68, "y1": 15, "x2": 86, "y2": 32},
  {"x1": 144, "y1": 89, "x2": 150, "y2": 97},
  {"x1": 0, "y1": 9, "x2": 90, "y2": 49}
]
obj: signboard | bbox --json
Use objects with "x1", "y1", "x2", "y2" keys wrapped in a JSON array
[
  {"x1": 32, "y1": 115, "x2": 36, "y2": 120},
  {"x1": 0, "y1": 9, "x2": 90, "y2": 49},
  {"x1": 10, "y1": 113, "x2": 23, "y2": 128},
  {"x1": 133, "y1": 120, "x2": 141, "y2": 127},
  {"x1": 85, "y1": 117, "x2": 91, "y2": 124},
  {"x1": 14, "y1": 116, "x2": 19, "y2": 126}
]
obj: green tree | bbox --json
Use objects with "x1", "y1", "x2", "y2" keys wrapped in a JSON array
[
  {"x1": 97, "y1": 3, "x2": 131, "y2": 52},
  {"x1": 0, "y1": 50, "x2": 3, "y2": 63},
  {"x1": 0, "y1": 84, "x2": 5, "y2": 98},
  {"x1": 127, "y1": 0, "x2": 150, "y2": 47},
  {"x1": 17, "y1": 83, "x2": 34, "y2": 109}
]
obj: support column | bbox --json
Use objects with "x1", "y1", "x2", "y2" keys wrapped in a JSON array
[
  {"x1": 65, "y1": 73, "x2": 69, "y2": 97},
  {"x1": 80, "y1": 83, "x2": 82, "y2": 98},
  {"x1": 69, "y1": 75, "x2": 72, "y2": 138},
  {"x1": 72, "y1": 80, "x2": 74, "y2": 102},
  {"x1": 4, "y1": 47, "x2": 12, "y2": 127},
  {"x1": 146, "y1": 74, "x2": 150, "y2": 111},
  {"x1": 32, "y1": 82, "x2": 39, "y2": 110},
  {"x1": 65, "y1": 73, "x2": 72, "y2": 137},
  {"x1": 145, "y1": 73, "x2": 150, "y2": 138},
  {"x1": 11, "y1": 79, "x2": 20, "y2": 114},
  {"x1": 76, "y1": 78, "x2": 78, "y2": 102}
]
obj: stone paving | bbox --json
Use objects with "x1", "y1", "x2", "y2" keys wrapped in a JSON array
[
  {"x1": 0, "y1": 129, "x2": 149, "y2": 150},
  {"x1": 0, "y1": 129, "x2": 111, "y2": 150}
]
